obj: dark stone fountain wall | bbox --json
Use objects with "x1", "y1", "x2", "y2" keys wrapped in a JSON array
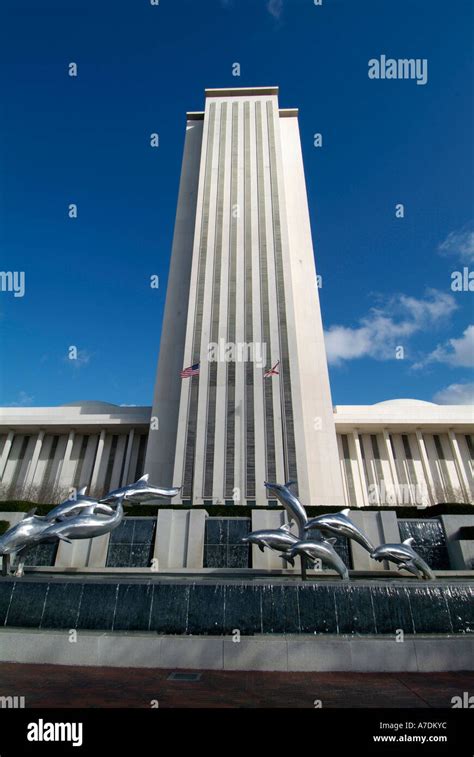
[
  {"x1": 0, "y1": 578, "x2": 472, "y2": 635},
  {"x1": 202, "y1": 518, "x2": 351, "y2": 570},
  {"x1": 398, "y1": 518, "x2": 450, "y2": 570},
  {"x1": 106, "y1": 518, "x2": 156, "y2": 568},
  {"x1": 23, "y1": 543, "x2": 58, "y2": 567},
  {"x1": 327, "y1": 537, "x2": 352, "y2": 569},
  {"x1": 204, "y1": 518, "x2": 250, "y2": 568}
]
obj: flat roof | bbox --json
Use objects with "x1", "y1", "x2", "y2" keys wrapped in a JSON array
[
  {"x1": 205, "y1": 86, "x2": 279, "y2": 98},
  {"x1": 187, "y1": 108, "x2": 297, "y2": 121}
]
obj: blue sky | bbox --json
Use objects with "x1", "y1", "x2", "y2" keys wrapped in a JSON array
[{"x1": 0, "y1": 0, "x2": 472, "y2": 408}]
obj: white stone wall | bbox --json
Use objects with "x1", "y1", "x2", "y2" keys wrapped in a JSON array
[
  {"x1": 0, "y1": 404, "x2": 150, "y2": 501},
  {"x1": 0, "y1": 401, "x2": 472, "y2": 506},
  {"x1": 335, "y1": 401, "x2": 474, "y2": 506}
]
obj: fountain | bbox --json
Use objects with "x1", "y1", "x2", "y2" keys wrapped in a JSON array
[
  {"x1": 0, "y1": 475, "x2": 472, "y2": 638},
  {"x1": 0, "y1": 577, "x2": 472, "y2": 635}
]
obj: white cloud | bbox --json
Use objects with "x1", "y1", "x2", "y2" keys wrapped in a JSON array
[
  {"x1": 433, "y1": 382, "x2": 474, "y2": 405},
  {"x1": 6, "y1": 391, "x2": 34, "y2": 407},
  {"x1": 267, "y1": 0, "x2": 284, "y2": 18},
  {"x1": 438, "y1": 223, "x2": 474, "y2": 263},
  {"x1": 414, "y1": 325, "x2": 474, "y2": 369},
  {"x1": 324, "y1": 289, "x2": 457, "y2": 365}
]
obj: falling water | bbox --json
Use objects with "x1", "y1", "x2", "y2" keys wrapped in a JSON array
[
  {"x1": 106, "y1": 517, "x2": 156, "y2": 568},
  {"x1": 203, "y1": 517, "x2": 250, "y2": 568},
  {"x1": 398, "y1": 519, "x2": 450, "y2": 570},
  {"x1": 322, "y1": 537, "x2": 352, "y2": 570},
  {"x1": 1, "y1": 578, "x2": 472, "y2": 635}
]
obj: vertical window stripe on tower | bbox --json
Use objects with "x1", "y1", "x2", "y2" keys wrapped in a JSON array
[
  {"x1": 204, "y1": 103, "x2": 227, "y2": 497},
  {"x1": 256, "y1": 102, "x2": 276, "y2": 487},
  {"x1": 182, "y1": 102, "x2": 217, "y2": 499},
  {"x1": 266, "y1": 101, "x2": 297, "y2": 488},
  {"x1": 224, "y1": 102, "x2": 239, "y2": 499},
  {"x1": 341, "y1": 434, "x2": 357, "y2": 505},
  {"x1": 244, "y1": 101, "x2": 255, "y2": 498}
]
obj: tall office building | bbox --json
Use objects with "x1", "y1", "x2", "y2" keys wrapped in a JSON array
[{"x1": 145, "y1": 87, "x2": 345, "y2": 506}]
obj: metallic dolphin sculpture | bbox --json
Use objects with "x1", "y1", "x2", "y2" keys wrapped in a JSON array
[
  {"x1": 0, "y1": 471, "x2": 180, "y2": 575},
  {"x1": 241, "y1": 522, "x2": 299, "y2": 554},
  {"x1": 32, "y1": 497, "x2": 125, "y2": 545},
  {"x1": 305, "y1": 508, "x2": 374, "y2": 553},
  {"x1": 0, "y1": 509, "x2": 48, "y2": 556},
  {"x1": 45, "y1": 487, "x2": 114, "y2": 522},
  {"x1": 281, "y1": 539, "x2": 349, "y2": 580},
  {"x1": 99, "y1": 474, "x2": 181, "y2": 504},
  {"x1": 263, "y1": 481, "x2": 308, "y2": 539},
  {"x1": 370, "y1": 538, "x2": 435, "y2": 580}
]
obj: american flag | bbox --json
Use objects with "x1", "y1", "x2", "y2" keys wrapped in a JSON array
[
  {"x1": 180, "y1": 362, "x2": 200, "y2": 378},
  {"x1": 264, "y1": 360, "x2": 280, "y2": 378}
]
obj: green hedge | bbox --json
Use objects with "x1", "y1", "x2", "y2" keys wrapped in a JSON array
[{"x1": 0, "y1": 500, "x2": 472, "y2": 518}]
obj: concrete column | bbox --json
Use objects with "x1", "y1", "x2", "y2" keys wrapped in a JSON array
[
  {"x1": 336, "y1": 434, "x2": 349, "y2": 506},
  {"x1": 153, "y1": 509, "x2": 206, "y2": 569},
  {"x1": 87, "y1": 534, "x2": 110, "y2": 568},
  {"x1": 187, "y1": 510, "x2": 207, "y2": 567},
  {"x1": 382, "y1": 429, "x2": 398, "y2": 490},
  {"x1": 0, "y1": 431, "x2": 14, "y2": 481},
  {"x1": 54, "y1": 534, "x2": 110, "y2": 569},
  {"x1": 415, "y1": 430, "x2": 435, "y2": 505},
  {"x1": 95, "y1": 434, "x2": 112, "y2": 494},
  {"x1": 109, "y1": 435, "x2": 127, "y2": 491},
  {"x1": 440, "y1": 514, "x2": 474, "y2": 570},
  {"x1": 90, "y1": 430, "x2": 106, "y2": 491},
  {"x1": 121, "y1": 429, "x2": 135, "y2": 486},
  {"x1": 24, "y1": 431, "x2": 45, "y2": 489},
  {"x1": 15, "y1": 437, "x2": 37, "y2": 493},
  {"x1": 349, "y1": 510, "x2": 399, "y2": 571},
  {"x1": 55, "y1": 539, "x2": 90, "y2": 568},
  {"x1": 448, "y1": 430, "x2": 471, "y2": 502},
  {"x1": 343, "y1": 433, "x2": 365, "y2": 508},
  {"x1": 80, "y1": 435, "x2": 98, "y2": 491},
  {"x1": 125, "y1": 436, "x2": 136, "y2": 485},
  {"x1": 58, "y1": 430, "x2": 75, "y2": 489},
  {"x1": 352, "y1": 430, "x2": 369, "y2": 506}
]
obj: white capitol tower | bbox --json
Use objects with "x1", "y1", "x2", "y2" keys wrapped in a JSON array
[{"x1": 145, "y1": 86, "x2": 343, "y2": 506}]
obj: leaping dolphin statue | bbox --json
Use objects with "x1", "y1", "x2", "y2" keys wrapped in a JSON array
[
  {"x1": 370, "y1": 538, "x2": 435, "y2": 580},
  {"x1": 281, "y1": 539, "x2": 349, "y2": 580},
  {"x1": 99, "y1": 474, "x2": 181, "y2": 504},
  {"x1": 32, "y1": 497, "x2": 125, "y2": 545},
  {"x1": 0, "y1": 509, "x2": 49, "y2": 556},
  {"x1": 241, "y1": 522, "x2": 299, "y2": 554},
  {"x1": 263, "y1": 481, "x2": 309, "y2": 539},
  {"x1": 305, "y1": 508, "x2": 374, "y2": 553},
  {"x1": 45, "y1": 487, "x2": 114, "y2": 521}
]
